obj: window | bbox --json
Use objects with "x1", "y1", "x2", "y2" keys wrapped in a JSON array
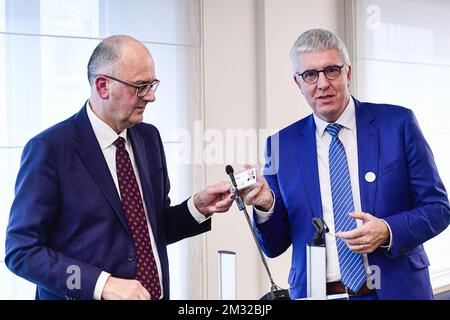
[
  {"x1": 353, "y1": 0, "x2": 450, "y2": 290},
  {"x1": 0, "y1": 0, "x2": 201, "y2": 299}
]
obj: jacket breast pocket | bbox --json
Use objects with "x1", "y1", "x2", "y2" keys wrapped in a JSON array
[{"x1": 378, "y1": 158, "x2": 404, "y2": 178}]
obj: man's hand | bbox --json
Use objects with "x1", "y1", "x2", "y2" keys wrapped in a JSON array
[
  {"x1": 101, "y1": 276, "x2": 151, "y2": 300},
  {"x1": 335, "y1": 212, "x2": 390, "y2": 254},
  {"x1": 239, "y1": 175, "x2": 274, "y2": 212},
  {"x1": 193, "y1": 181, "x2": 234, "y2": 216}
]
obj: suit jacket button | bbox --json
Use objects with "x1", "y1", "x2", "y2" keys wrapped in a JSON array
[{"x1": 128, "y1": 253, "x2": 135, "y2": 262}]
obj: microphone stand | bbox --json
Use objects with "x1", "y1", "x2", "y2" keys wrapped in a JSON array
[{"x1": 227, "y1": 167, "x2": 290, "y2": 300}]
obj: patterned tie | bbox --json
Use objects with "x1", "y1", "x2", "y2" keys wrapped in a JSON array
[
  {"x1": 114, "y1": 137, "x2": 161, "y2": 299},
  {"x1": 326, "y1": 124, "x2": 366, "y2": 293}
]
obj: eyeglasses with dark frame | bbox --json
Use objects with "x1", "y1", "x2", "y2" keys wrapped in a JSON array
[
  {"x1": 295, "y1": 64, "x2": 346, "y2": 84},
  {"x1": 94, "y1": 74, "x2": 160, "y2": 98}
]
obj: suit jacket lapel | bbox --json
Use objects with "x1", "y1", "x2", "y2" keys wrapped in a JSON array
[
  {"x1": 355, "y1": 98, "x2": 379, "y2": 215},
  {"x1": 128, "y1": 128, "x2": 159, "y2": 241},
  {"x1": 73, "y1": 105, "x2": 130, "y2": 232},
  {"x1": 296, "y1": 115, "x2": 323, "y2": 219}
]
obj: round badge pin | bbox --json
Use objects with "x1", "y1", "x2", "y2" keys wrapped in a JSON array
[{"x1": 365, "y1": 172, "x2": 376, "y2": 183}]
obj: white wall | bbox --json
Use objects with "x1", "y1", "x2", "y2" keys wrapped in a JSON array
[
  {"x1": 202, "y1": 0, "x2": 344, "y2": 299},
  {"x1": 202, "y1": 0, "x2": 262, "y2": 299}
]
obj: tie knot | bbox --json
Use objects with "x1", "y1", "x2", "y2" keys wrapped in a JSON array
[
  {"x1": 113, "y1": 137, "x2": 126, "y2": 150},
  {"x1": 326, "y1": 123, "x2": 342, "y2": 138}
]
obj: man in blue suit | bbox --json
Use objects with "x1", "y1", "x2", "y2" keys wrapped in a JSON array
[
  {"x1": 241, "y1": 29, "x2": 450, "y2": 299},
  {"x1": 5, "y1": 35, "x2": 234, "y2": 300}
]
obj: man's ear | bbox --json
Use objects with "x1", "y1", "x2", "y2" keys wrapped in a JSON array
[
  {"x1": 346, "y1": 65, "x2": 352, "y2": 87},
  {"x1": 293, "y1": 75, "x2": 304, "y2": 95},
  {"x1": 95, "y1": 77, "x2": 109, "y2": 99}
]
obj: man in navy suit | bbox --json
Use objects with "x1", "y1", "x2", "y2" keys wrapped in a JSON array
[
  {"x1": 5, "y1": 35, "x2": 234, "y2": 300},
  {"x1": 241, "y1": 29, "x2": 450, "y2": 299}
]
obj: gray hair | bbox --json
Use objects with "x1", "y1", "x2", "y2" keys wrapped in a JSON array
[
  {"x1": 289, "y1": 29, "x2": 351, "y2": 72},
  {"x1": 87, "y1": 35, "x2": 141, "y2": 85}
]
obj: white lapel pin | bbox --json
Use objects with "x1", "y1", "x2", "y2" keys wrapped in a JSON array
[{"x1": 365, "y1": 172, "x2": 376, "y2": 183}]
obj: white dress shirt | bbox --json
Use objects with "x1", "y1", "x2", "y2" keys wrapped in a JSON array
[
  {"x1": 255, "y1": 98, "x2": 392, "y2": 283},
  {"x1": 86, "y1": 102, "x2": 208, "y2": 299}
]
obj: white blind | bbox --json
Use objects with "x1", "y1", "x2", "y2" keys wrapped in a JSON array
[
  {"x1": 0, "y1": 0, "x2": 202, "y2": 299},
  {"x1": 354, "y1": 0, "x2": 450, "y2": 290}
]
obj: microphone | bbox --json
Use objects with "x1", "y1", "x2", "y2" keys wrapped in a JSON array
[
  {"x1": 225, "y1": 164, "x2": 235, "y2": 181},
  {"x1": 225, "y1": 165, "x2": 245, "y2": 210},
  {"x1": 225, "y1": 165, "x2": 290, "y2": 300}
]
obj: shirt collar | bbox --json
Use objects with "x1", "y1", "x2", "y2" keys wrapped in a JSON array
[
  {"x1": 314, "y1": 96, "x2": 356, "y2": 137},
  {"x1": 86, "y1": 100, "x2": 128, "y2": 150}
]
